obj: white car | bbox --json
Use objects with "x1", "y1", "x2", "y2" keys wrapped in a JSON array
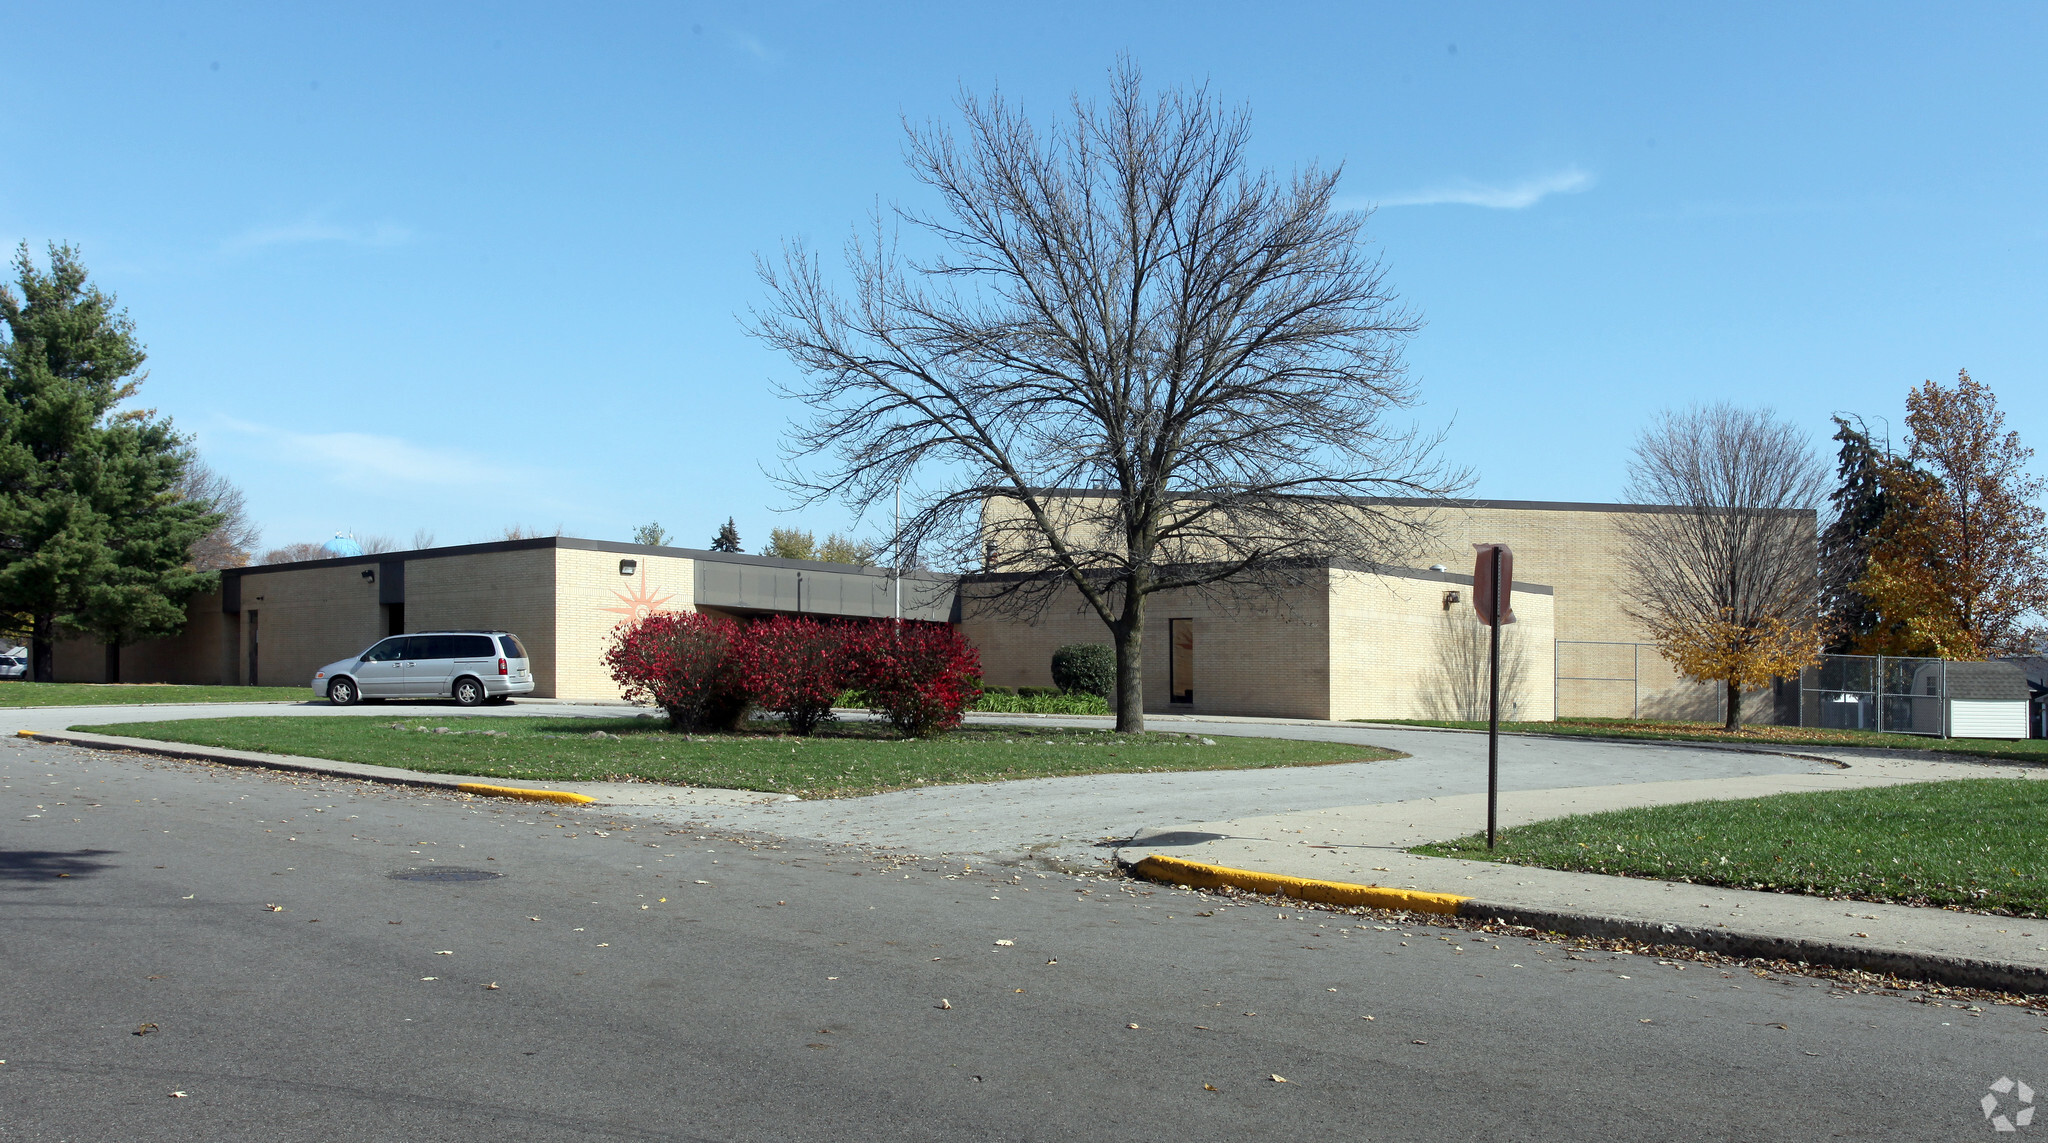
[
  {"x1": 0, "y1": 647, "x2": 25, "y2": 680},
  {"x1": 313, "y1": 631, "x2": 534, "y2": 706}
]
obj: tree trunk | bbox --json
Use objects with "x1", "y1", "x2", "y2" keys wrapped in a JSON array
[
  {"x1": 1724, "y1": 677, "x2": 1742, "y2": 732},
  {"x1": 1112, "y1": 606, "x2": 1145, "y2": 734},
  {"x1": 31, "y1": 613, "x2": 55, "y2": 683},
  {"x1": 105, "y1": 642, "x2": 121, "y2": 684}
]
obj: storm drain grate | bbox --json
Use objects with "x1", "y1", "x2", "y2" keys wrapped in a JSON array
[{"x1": 387, "y1": 868, "x2": 503, "y2": 882}]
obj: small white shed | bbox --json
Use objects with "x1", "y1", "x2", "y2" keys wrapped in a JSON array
[{"x1": 1943, "y1": 662, "x2": 2030, "y2": 740}]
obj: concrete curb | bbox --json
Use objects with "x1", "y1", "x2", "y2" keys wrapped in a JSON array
[
  {"x1": 22, "y1": 729, "x2": 552, "y2": 797},
  {"x1": 455, "y1": 782, "x2": 597, "y2": 805},
  {"x1": 1125, "y1": 852, "x2": 2048, "y2": 995},
  {"x1": 1128, "y1": 854, "x2": 1469, "y2": 914}
]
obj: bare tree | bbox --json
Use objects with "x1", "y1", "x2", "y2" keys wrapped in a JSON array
[
  {"x1": 175, "y1": 458, "x2": 260, "y2": 571},
  {"x1": 753, "y1": 64, "x2": 1463, "y2": 730},
  {"x1": 259, "y1": 541, "x2": 330, "y2": 564},
  {"x1": 1620, "y1": 405, "x2": 1827, "y2": 730},
  {"x1": 410, "y1": 527, "x2": 437, "y2": 550}
]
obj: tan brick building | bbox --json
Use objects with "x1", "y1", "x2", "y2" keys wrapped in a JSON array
[
  {"x1": 972, "y1": 492, "x2": 1818, "y2": 720},
  {"x1": 56, "y1": 538, "x2": 954, "y2": 701},
  {"x1": 58, "y1": 496, "x2": 1809, "y2": 722},
  {"x1": 958, "y1": 562, "x2": 1555, "y2": 722}
]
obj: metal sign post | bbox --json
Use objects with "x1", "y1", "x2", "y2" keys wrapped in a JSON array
[{"x1": 1472, "y1": 543, "x2": 1516, "y2": 850}]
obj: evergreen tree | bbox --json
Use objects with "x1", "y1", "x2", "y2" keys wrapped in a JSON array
[
  {"x1": 70, "y1": 418, "x2": 219, "y2": 680},
  {"x1": 765, "y1": 527, "x2": 816, "y2": 561},
  {"x1": 0, "y1": 244, "x2": 217, "y2": 680},
  {"x1": 709, "y1": 517, "x2": 743, "y2": 553},
  {"x1": 1818, "y1": 416, "x2": 1903, "y2": 651},
  {"x1": 632, "y1": 521, "x2": 670, "y2": 547}
]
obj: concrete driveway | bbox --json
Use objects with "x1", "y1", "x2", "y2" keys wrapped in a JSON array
[{"x1": 12, "y1": 699, "x2": 1846, "y2": 868}]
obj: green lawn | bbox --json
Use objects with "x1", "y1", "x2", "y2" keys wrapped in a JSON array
[
  {"x1": 76, "y1": 715, "x2": 1404, "y2": 799},
  {"x1": 0, "y1": 682, "x2": 308, "y2": 707},
  {"x1": 1415, "y1": 778, "x2": 2048, "y2": 917},
  {"x1": 1359, "y1": 716, "x2": 2048, "y2": 763}
]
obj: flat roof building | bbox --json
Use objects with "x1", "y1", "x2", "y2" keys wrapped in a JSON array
[
  {"x1": 57, "y1": 497, "x2": 1813, "y2": 722},
  {"x1": 58, "y1": 537, "x2": 953, "y2": 701}
]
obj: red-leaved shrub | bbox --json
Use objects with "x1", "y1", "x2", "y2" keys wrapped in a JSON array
[
  {"x1": 843, "y1": 620, "x2": 982, "y2": 738},
  {"x1": 735, "y1": 616, "x2": 848, "y2": 736},
  {"x1": 603, "y1": 612, "x2": 749, "y2": 731}
]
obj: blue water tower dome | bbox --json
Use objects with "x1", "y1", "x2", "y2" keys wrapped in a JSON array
[{"x1": 323, "y1": 532, "x2": 365, "y2": 558}]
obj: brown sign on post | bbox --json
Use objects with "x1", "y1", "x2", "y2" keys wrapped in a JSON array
[
  {"x1": 1472, "y1": 541, "x2": 1515, "y2": 850},
  {"x1": 1471, "y1": 543, "x2": 1516, "y2": 626}
]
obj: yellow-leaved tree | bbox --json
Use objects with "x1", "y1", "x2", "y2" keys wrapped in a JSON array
[{"x1": 1620, "y1": 406, "x2": 1828, "y2": 730}]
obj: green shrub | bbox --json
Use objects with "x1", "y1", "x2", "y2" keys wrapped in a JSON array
[
  {"x1": 974, "y1": 691, "x2": 1112, "y2": 715},
  {"x1": 1051, "y1": 644, "x2": 1116, "y2": 698},
  {"x1": 980, "y1": 684, "x2": 1017, "y2": 696},
  {"x1": 1019, "y1": 686, "x2": 1062, "y2": 699}
]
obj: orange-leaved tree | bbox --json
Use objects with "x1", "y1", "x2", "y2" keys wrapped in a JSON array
[{"x1": 1852, "y1": 371, "x2": 2048, "y2": 657}]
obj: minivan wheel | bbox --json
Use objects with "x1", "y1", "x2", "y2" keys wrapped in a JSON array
[
  {"x1": 453, "y1": 677, "x2": 486, "y2": 707},
  {"x1": 328, "y1": 678, "x2": 359, "y2": 706}
]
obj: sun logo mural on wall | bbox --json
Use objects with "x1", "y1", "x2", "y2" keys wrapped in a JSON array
[{"x1": 600, "y1": 576, "x2": 677, "y2": 626}]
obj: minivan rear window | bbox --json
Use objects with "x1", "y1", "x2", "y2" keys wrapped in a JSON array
[
  {"x1": 448, "y1": 635, "x2": 496, "y2": 659},
  {"x1": 499, "y1": 635, "x2": 528, "y2": 659}
]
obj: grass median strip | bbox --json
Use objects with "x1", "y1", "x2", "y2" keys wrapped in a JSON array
[
  {"x1": 1, "y1": 682, "x2": 308, "y2": 707},
  {"x1": 1414, "y1": 778, "x2": 2048, "y2": 918},
  {"x1": 1358, "y1": 715, "x2": 2048, "y2": 763},
  {"x1": 75, "y1": 715, "x2": 1405, "y2": 799}
]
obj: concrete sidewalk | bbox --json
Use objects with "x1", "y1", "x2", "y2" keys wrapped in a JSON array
[{"x1": 1117, "y1": 755, "x2": 2048, "y2": 993}]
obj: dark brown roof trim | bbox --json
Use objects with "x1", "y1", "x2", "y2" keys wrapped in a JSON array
[{"x1": 224, "y1": 535, "x2": 948, "y2": 583}]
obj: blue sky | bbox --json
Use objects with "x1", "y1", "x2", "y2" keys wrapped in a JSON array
[{"x1": 3, "y1": 3, "x2": 2043, "y2": 556}]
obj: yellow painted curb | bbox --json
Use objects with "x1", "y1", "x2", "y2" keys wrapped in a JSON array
[
  {"x1": 1129, "y1": 854, "x2": 1470, "y2": 915},
  {"x1": 17, "y1": 730, "x2": 37, "y2": 738},
  {"x1": 455, "y1": 782, "x2": 597, "y2": 805}
]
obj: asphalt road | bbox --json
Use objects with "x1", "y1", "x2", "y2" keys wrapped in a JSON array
[{"x1": 5, "y1": 737, "x2": 2039, "y2": 1142}]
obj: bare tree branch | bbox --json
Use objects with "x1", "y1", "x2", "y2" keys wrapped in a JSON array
[
  {"x1": 1619, "y1": 404, "x2": 1826, "y2": 728},
  {"x1": 750, "y1": 62, "x2": 1467, "y2": 729}
]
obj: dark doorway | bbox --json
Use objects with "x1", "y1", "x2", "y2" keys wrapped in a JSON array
[
  {"x1": 382, "y1": 602, "x2": 405, "y2": 637},
  {"x1": 246, "y1": 610, "x2": 258, "y2": 686},
  {"x1": 1170, "y1": 618, "x2": 1194, "y2": 704}
]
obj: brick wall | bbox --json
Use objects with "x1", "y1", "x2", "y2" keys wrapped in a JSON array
[
  {"x1": 960, "y1": 567, "x2": 1558, "y2": 722},
  {"x1": 405, "y1": 548, "x2": 560, "y2": 695},
  {"x1": 552, "y1": 547, "x2": 697, "y2": 701},
  {"x1": 1327, "y1": 569, "x2": 1556, "y2": 722},
  {"x1": 231, "y1": 564, "x2": 386, "y2": 689},
  {"x1": 958, "y1": 576, "x2": 1337, "y2": 718},
  {"x1": 54, "y1": 592, "x2": 234, "y2": 685}
]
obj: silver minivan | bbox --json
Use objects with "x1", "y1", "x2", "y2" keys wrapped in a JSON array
[{"x1": 313, "y1": 631, "x2": 535, "y2": 706}]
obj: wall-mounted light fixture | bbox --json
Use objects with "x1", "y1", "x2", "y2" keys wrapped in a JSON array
[
  {"x1": 1442, "y1": 590, "x2": 1460, "y2": 610},
  {"x1": 619, "y1": 559, "x2": 638, "y2": 576},
  {"x1": 361, "y1": 568, "x2": 376, "y2": 583}
]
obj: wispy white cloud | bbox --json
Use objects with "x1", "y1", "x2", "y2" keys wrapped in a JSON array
[
  {"x1": 216, "y1": 418, "x2": 491, "y2": 489},
  {"x1": 1348, "y1": 167, "x2": 1596, "y2": 211},
  {"x1": 730, "y1": 30, "x2": 774, "y2": 60},
  {"x1": 222, "y1": 218, "x2": 413, "y2": 252}
]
